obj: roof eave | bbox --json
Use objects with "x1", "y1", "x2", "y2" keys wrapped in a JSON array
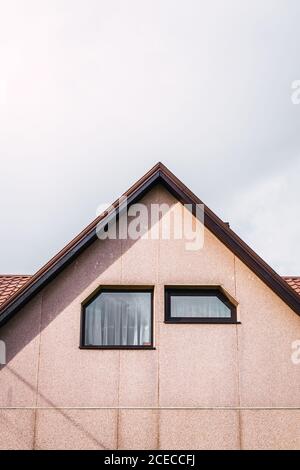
[{"x1": 0, "y1": 162, "x2": 299, "y2": 327}]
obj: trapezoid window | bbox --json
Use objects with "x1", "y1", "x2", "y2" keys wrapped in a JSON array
[{"x1": 165, "y1": 287, "x2": 237, "y2": 324}]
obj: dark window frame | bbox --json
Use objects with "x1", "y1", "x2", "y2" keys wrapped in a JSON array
[
  {"x1": 80, "y1": 286, "x2": 155, "y2": 350},
  {"x1": 165, "y1": 286, "x2": 238, "y2": 324}
]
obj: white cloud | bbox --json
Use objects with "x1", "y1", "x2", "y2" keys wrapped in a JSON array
[
  {"x1": 227, "y1": 158, "x2": 300, "y2": 275},
  {"x1": 0, "y1": 0, "x2": 299, "y2": 274}
]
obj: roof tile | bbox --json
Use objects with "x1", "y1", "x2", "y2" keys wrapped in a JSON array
[
  {"x1": 0, "y1": 275, "x2": 31, "y2": 307},
  {"x1": 283, "y1": 277, "x2": 300, "y2": 296}
]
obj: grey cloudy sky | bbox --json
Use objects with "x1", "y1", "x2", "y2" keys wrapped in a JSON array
[{"x1": 0, "y1": 0, "x2": 299, "y2": 275}]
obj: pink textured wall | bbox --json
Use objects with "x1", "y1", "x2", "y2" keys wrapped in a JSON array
[{"x1": 0, "y1": 185, "x2": 299, "y2": 449}]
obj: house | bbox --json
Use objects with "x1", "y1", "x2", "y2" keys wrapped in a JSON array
[{"x1": 0, "y1": 162, "x2": 299, "y2": 450}]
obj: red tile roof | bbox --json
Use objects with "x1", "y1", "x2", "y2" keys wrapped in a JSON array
[
  {"x1": 0, "y1": 275, "x2": 31, "y2": 307},
  {"x1": 283, "y1": 277, "x2": 300, "y2": 296},
  {"x1": 0, "y1": 273, "x2": 299, "y2": 309}
]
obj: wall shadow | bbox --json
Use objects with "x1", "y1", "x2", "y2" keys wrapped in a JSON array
[{"x1": 0, "y1": 186, "x2": 177, "y2": 449}]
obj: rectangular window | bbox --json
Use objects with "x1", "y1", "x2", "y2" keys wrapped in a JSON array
[
  {"x1": 165, "y1": 287, "x2": 237, "y2": 323},
  {"x1": 81, "y1": 289, "x2": 153, "y2": 349}
]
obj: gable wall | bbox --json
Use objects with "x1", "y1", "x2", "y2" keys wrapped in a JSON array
[{"x1": 0, "y1": 185, "x2": 299, "y2": 449}]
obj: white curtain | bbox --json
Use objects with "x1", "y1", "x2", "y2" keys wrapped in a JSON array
[
  {"x1": 171, "y1": 295, "x2": 231, "y2": 318},
  {"x1": 85, "y1": 292, "x2": 151, "y2": 346}
]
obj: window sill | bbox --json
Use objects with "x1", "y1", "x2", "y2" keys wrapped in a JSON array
[
  {"x1": 164, "y1": 320, "x2": 242, "y2": 324},
  {"x1": 79, "y1": 346, "x2": 156, "y2": 350}
]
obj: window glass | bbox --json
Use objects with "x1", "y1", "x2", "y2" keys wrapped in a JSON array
[
  {"x1": 84, "y1": 291, "x2": 152, "y2": 347},
  {"x1": 171, "y1": 295, "x2": 231, "y2": 318}
]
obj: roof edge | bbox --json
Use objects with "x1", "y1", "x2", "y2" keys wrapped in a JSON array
[{"x1": 0, "y1": 162, "x2": 300, "y2": 326}]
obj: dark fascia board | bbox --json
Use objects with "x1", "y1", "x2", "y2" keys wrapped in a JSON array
[
  {"x1": 0, "y1": 162, "x2": 299, "y2": 327},
  {"x1": 0, "y1": 167, "x2": 160, "y2": 327},
  {"x1": 159, "y1": 168, "x2": 300, "y2": 316}
]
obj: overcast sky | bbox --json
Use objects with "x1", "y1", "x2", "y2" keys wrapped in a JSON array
[{"x1": 0, "y1": 0, "x2": 300, "y2": 276}]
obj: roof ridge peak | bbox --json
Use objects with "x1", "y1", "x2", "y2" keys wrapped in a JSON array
[{"x1": 0, "y1": 163, "x2": 300, "y2": 323}]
